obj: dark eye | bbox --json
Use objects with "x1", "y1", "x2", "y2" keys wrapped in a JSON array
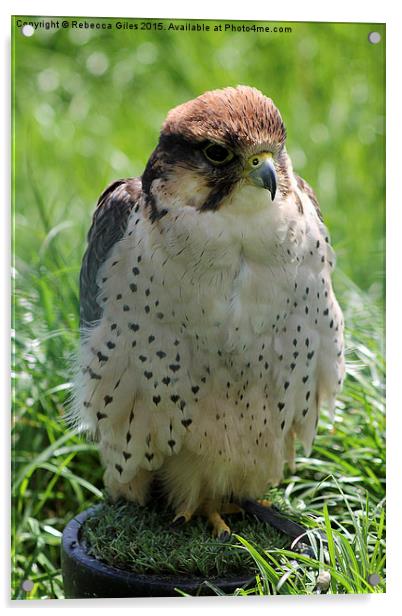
[{"x1": 203, "y1": 143, "x2": 234, "y2": 165}]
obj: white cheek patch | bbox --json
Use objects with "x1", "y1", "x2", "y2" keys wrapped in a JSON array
[{"x1": 151, "y1": 171, "x2": 211, "y2": 211}]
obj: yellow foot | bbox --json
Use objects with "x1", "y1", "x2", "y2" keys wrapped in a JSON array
[
  {"x1": 170, "y1": 510, "x2": 193, "y2": 527},
  {"x1": 170, "y1": 501, "x2": 243, "y2": 537},
  {"x1": 221, "y1": 503, "x2": 244, "y2": 515},
  {"x1": 257, "y1": 499, "x2": 273, "y2": 508},
  {"x1": 208, "y1": 511, "x2": 231, "y2": 541}
]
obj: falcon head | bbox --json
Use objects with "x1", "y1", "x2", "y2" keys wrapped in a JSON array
[{"x1": 142, "y1": 86, "x2": 292, "y2": 216}]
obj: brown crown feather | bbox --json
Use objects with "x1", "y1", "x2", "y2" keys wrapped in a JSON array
[{"x1": 162, "y1": 85, "x2": 286, "y2": 152}]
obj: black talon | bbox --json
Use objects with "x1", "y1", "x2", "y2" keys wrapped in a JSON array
[
  {"x1": 169, "y1": 515, "x2": 186, "y2": 529},
  {"x1": 218, "y1": 530, "x2": 231, "y2": 543}
]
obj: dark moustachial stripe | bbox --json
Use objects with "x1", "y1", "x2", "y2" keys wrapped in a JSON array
[{"x1": 144, "y1": 132, "x2": 241, "y2": 213}]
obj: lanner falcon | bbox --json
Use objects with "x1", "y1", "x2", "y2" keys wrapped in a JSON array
[{"x1": 71, "y1": 86, "x2": 345, "y2": 538}]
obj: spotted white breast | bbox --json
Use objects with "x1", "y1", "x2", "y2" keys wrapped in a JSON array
[{"x1": 71, "y1": 174, "x2": 344, "y2": 513}]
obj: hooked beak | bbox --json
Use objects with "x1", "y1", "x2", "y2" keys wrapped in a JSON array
[{"x1": 245, "y1": 152, "x2": 277, "y2": 201}]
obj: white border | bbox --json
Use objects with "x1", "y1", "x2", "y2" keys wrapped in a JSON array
[
  {"x1": 2, "y1": 0, "x2": 401, "y2": 613},
  {"x1": 0, "y1": 0, "x2": 392, "y2": 22}
]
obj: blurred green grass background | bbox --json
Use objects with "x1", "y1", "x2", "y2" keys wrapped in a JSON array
[
  {"x1": 12, "y1": 17, "x2": 385, "y2": 598},
  {"x1": 14, "y1": 18, "x2": 385, "y2": 292}
]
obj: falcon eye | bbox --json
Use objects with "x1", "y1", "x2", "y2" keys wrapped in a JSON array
[
  {"x1": 251, "y1": 158, "x2": 260, "y2": 167},
  {"x1": 203, "y1": 143, "x2": 234, "y2": 165}
]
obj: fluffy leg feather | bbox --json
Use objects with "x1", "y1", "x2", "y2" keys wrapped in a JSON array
[{"x1": 104, "y1": 467, "x2": 153, "y2": 505}]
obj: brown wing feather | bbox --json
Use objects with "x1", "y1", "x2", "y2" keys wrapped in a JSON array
[
  {"x1": 295, "y1": 174, "x2": 323, "y2": 222},
  {"x1": 79, "y1": 177, "x2": 142, "y2": 327}
]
